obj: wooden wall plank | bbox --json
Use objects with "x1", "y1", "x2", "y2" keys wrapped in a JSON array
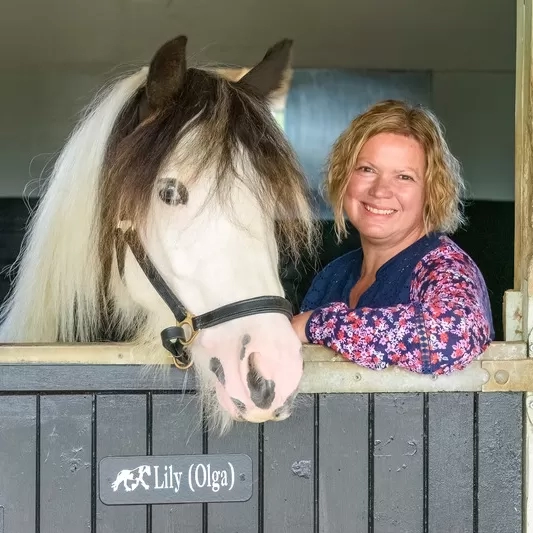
[
  {"x1": 96, "y1": 394, "x2": 147, "y2": 533},
  {"x1": 428, "y1": 393, "x2": 474, "y2": 532},
  {"x1": 0, "y1": 387, "x2": 524, "y2": 533},
  {"x1": 208, "y1": 420, "x2": 260, "y2": 533},
  {"x1": 0, "y1": 396, "x2": 36, "y2": 533},
  {"x1": 151, "y1": 393, "x2": 203, "y2": 532},
  {"x1": 263, "y1": 395, "x2": 315, "y2": 533},
  {"x1": 318, "y1": 393, "x2": 368, "y2": 532},
  {"x1": 478, "y1": 393, "x2": 522, "y2": 532},
  {"x1": 40, "y1": 395, "x2": 93, "y2": 533},
  {"x1": 373, "y1": 394, "x2": 424, "y2": 533}
]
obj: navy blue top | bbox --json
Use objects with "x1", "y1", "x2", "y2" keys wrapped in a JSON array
[
  {"x1": 299, "y1": 233, "x2": 495, "y2": 375},
  {"x1": 301, "y1": 232, "x2": 445, "y2": 312}
]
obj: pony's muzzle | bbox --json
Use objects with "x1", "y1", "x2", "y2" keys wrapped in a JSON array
[
  {"x1": 237, "y1": 394, "x2": 296, "y2": 423},
  {"x1": 206, "y1": 325, "x2": 304, "y2": 425}
]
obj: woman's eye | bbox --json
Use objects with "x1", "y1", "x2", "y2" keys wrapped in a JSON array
[
  {"x1": 158, "y1": 179, "x2": 189, "y2": 206},
  {"x1": 399, "y1": 174, "x2": 414, "y2": 181},
  {"x1": 358, "y1": 166, "x2": 374, "y2": 173}
]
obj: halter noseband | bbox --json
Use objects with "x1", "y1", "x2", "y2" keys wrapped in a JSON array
[{"x1": 119, "y1": 228, "x2": 294, "y2": 370}]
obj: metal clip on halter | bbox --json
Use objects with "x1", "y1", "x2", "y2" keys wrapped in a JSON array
[
  {"x1": 160, "y1": 315, "x2": 197, "y2": 370},
  {"x1": 171, "y1": 312, "x2": 199, "y2": 370}
]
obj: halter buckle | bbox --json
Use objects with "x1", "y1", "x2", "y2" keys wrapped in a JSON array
[
  {"x1": 168, "y1": 313, "x2": 198, "y2": 370},
  {"x1": 177, "y1": 312, "x2": 199, "y2": 347}
]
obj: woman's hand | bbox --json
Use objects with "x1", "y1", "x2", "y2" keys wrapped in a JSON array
[{"x1": 291, "y1": 311, "x2": 313, "y2": 343}]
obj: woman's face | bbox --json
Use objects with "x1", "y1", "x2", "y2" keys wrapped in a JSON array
[{"x1": 343, "y1": 132, "x2": 427, "y2": 249}]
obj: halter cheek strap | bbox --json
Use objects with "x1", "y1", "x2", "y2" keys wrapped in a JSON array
[{"x1": 119, "y1": 228, "x2": 294, "y2": 369}]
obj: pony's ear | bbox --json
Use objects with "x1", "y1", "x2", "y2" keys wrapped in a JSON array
[
  {"x1": 142, "y1": 35, "x2": 188, "y2": 118},
  {"x1": 238, "y1": 39, "x2": 293, "y2": 98}
]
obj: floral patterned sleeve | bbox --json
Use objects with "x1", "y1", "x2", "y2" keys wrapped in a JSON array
[{"x1": 304, "y1": 245, "x2": 493, "y2": 375}]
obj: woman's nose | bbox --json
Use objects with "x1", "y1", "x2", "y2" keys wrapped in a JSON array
[{"x1": 369, "y1": 176, "x2": 393, "y2": 198}]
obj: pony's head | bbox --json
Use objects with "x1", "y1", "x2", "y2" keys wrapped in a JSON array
[{"x1": 0, "y1": 36, "x2": 317, "y2": 432}]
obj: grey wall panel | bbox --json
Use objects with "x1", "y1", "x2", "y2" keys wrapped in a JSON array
[
  {"x1": 428, "y1": 393, "x2": 474, "y2": 533},
  {"x1": 373, "y1": 393, "x2": 424, "y2": 533},
  {"x1": 0, "y1": 365, "x2": 525, "y2": 533},
  {"x1": 40, "y1": 395, "x2": 93, "y2": 533},
  {"x1": 318, "y1": 393, "x2": 369, "y2": 533},
  {"x1": 263, "y1": 395, "x2": 315, "y2": 533},
  {"x1": 151, "y1": 393, "x2": 203, "y2": 533},
  {"x1": 96, "y1": 394, "x2": 147, "y2": 533},
  {"x1": 0, "y1": 396, "x2": 36, "y2": 533}
]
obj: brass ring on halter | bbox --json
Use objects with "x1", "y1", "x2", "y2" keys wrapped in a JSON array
[{"x1": 171, "y1": 352, "x2": 194, "y2": 370}]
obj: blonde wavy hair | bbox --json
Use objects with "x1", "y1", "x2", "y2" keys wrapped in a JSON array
[{"x1": 326, "y1": 99, "x2": 466, "y2": 240}]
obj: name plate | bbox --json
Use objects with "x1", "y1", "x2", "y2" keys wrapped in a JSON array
[{"x1": 99, "y1": 454, "x2": 253, "y2": 505}]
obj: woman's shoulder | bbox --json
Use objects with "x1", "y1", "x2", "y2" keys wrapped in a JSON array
[
  {"x1": 413, "y1": 234, "x2": 489, "y2": 293},
  {"x1": 412, "y1": 234, "x2": 495, "y2": 340},
  {"x1": 419, "y1": 235, "x2": 481, "y2": 273}
]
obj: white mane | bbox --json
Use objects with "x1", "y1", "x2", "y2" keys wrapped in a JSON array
[{"x1": 0, "y1": 68, "x2": 149, "y2": 343}]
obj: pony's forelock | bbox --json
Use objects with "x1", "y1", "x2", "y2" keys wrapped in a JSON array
[{"x1": 100, "y1": 68, "x2": 317, "y2": 272}]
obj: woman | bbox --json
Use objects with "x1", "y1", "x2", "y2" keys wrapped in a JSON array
[{"x1": 292, "y1": 99, "x2": 494, "y2": 375}]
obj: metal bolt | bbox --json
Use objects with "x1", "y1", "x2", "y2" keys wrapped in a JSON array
[{"x1": 494, "y1": 369, "x2": 509, "y2": 385}]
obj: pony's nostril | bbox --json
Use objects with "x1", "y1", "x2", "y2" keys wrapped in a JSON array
[
  {"x1": 240, "y1": 334, "x2": 251, "y2": 360},
  {"x1": 246, "y1": 352, "x2": 275, "y2": 409},
  {"x1": 209, "y1": 357, "x2": 225, "y2": 385},
  {"x1": 273, "y1": 406, "x2": 285, "y2": 418},
  {"x1": 275, "y1": 409, "x2": 291, "y2": 421},
  {"x1": 272, "y1": 390, "x2": 297, "y2": 420}
]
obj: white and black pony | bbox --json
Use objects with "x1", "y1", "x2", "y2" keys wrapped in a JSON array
[{"x1": 0, "y1": 35, "x2": 317, "y2": 432}]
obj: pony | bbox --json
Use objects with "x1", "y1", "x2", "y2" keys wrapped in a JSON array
[{"x1": 0, "y1": 35, "x2": 317, "y2": 433}]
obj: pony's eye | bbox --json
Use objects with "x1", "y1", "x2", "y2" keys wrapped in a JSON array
[{"x1": 158, "y1": 179, "x2": 188, "y2": 206}]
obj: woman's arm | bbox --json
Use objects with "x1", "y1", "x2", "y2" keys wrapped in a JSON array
[{"x1": 303, "y1": 246, "x2": 493, "y2": 375}]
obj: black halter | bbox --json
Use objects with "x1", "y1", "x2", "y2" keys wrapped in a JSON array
[{"x1": 120, "y1": 228, "x2": 294, "y2": 369}]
